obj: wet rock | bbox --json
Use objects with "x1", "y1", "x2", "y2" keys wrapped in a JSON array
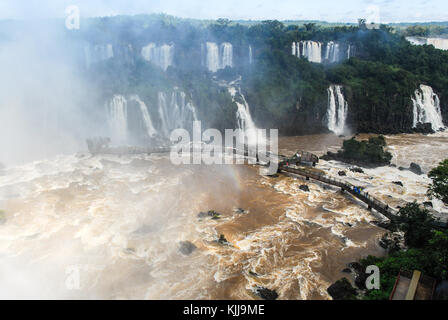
[
  {"x1": 248, "y1": 270, "x2": 259, "y2": 277},
  {"x1": 350, "y1": 167, "x2": 364, "y2": 174},
  {"x1": 254, "y1": 286, "x2": 278, "y2": 300},
  {"x1": 355, "y1": 272, "x2": 367, "y2": 290},
  {"x1": 342, "y1": 268, "x2": 352, "y2": 273},
  {"x1": 392, "y1": 181, "x2": 404, "y2": 187},
  {"x1": 299, "y1": 185, "x2": 310, "y2": 192},
  {"x1": 338, "y1": 171, "x2": 347, "y2": 176},
  {"x1": 218, "y1": 234, "x2": 230, "y2": 245},
  {"x1": 409, "y1": 163, "x2": 423, "y2": 175},
  {"x1": 390, "y1": 164, "x2": 397, "y2": 168},
  {"x1": 413, "y1": 122, "x2": 435, "y2": 134},
  {"x1": 327, "y1": 278, "x2": 357, "y2": 300},
  {"x1": 346, "y1": 263, "x2": 367, "y2": 290},
  {"x1": 423, "y1": 201, "x2": 433, "y2": 208},
  {"x1": 179, "y1": 241, "x2": 197, "y2": 256},
  {"x1": 234, "y1": 208, "x2": 247, "y2": 214},
  {"x1": 379, "y1": 232, "x2": 405, "y2": 251},
  {"x1": 198, "y1": 210, "x2": 221, "y2": 220}
]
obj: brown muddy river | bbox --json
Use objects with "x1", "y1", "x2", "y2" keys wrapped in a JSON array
[{"x1": 0, "y1": 132, "x2": 447, "y2": 299}]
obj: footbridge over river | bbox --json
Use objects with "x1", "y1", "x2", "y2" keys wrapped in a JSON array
[
  {"x1": 85, "y1": 139, "x2": 446, "y2": 228},
  {"x1": 276, "y1": 162, "x2": 447, "y2": 229}
]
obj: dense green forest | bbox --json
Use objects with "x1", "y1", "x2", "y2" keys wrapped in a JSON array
[{"x1": 63, "y1": 15, "x2": 448, "y2": 135}]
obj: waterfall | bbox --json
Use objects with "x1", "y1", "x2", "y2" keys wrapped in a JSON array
[
  {"x1": 325, "y1": 41, "x2": 340, "y2": 63},
  {"x1": 300, "y1": 41, "x2": 322, "y2": 63},
  {"x1": 141, "y1": 43, "x2": 174, "y2": 71},
  {"x1": 426, "y1": 38, "x2": 448, "y2": 50},
  {"x1": 205, "y1": 42, "x2": 233, "y2": 72},
  {"x1": 412, "y1": 85, "x2": 444, "y2": 131},
  {"x1": 84, "y1": 43, "x2": 114, "y2": 69},
  {"x1": 293, "y1": 41, "x2": 352, "y2": 64},
  {"x1": 206, "y1": 42, "x2": 220, "y2": 72},
  {"x1": 327, "y1": 85, "x2": 348, "y2": 135},
  {"x1": 107, "y1": 95, "x2": 128, "y2": 144},
  {"x1": 406, "y1": 37, "x2": 448, "y2": 50},
  {"x1": 221, "y1": 43, "x2": 233, "y2": 69},
  {"x1": 228, "y1": 84, "x2": 258, "y2": 145},
  {"x1": 249, "y1": 45, "x2": 253, "y2": 64},
  {"x1": 157, "y1": 90, "x2": 198, "y2": 137},
  {"x1": 292, "y1": 41, "x2": 322, "y2": 63},
  {"x1": 129, "y1": 95, "x2": 157, "y2": 138}
]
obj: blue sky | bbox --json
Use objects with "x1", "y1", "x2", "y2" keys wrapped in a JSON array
[{"x1": 0, "y1": 0, "x2": 446, "y2": 23}]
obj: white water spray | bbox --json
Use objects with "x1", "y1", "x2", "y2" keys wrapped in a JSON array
[
  {"x1": 412, "y1": 85, "x2": 444, "y2": 131},
  {"x1": 107, "y1": 95, "x2": 128, "y2": 144},
  {"x1": 141, "y1": 43, "x2": 174, "y2": 71},
  {"x1": 327, "y1": 85, "x2": 348, "y2": 135}
]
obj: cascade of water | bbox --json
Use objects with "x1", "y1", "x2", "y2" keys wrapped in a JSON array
[
  {"x1": 426, "y1": 38, "x2": 448, "y2": 50},
  {"x1": 327, "y1": 85, "x2": 348, "y2": 135},
  {"x1": 412, "y1": 85, "x2": 444, "y2": 131},
  {"x1": 206, "y1": 42, "x2": 220, "y2": 72},
  {"x1": 141, "y1": 43, "x2": 174, "y2": 71},
  {"x1": 157, "y1": 90, "x2": 198, "y2": 137},
  {"x1": 292, "y1": 42, "x2": 297, "y2": 56},
  {"x1": 84, "y1": 44, "x2": 114, "y2": 69},
  {"x1": 129, "y1": 95, "x2": 157, "y2": 138},
  {"x1": 249, "y1": 45, "x2": 253, "y2": 64},
  {"x1": 221, "y1": 43, "x2": 233, "y2": 69},
  {"x1": 347, "y1": 44, "x2": 352, "y2": 59},
  {"x1": 324, "y1": 41, "x2": 341, "y2": 63},
  {"x1": 228, "y1": 84, "x2": 258, "y2": 145},
  {"x1": 107, "y1": 95, "x2": 128, "y2": 144},
  {"x1": 205, "y1": 42, "x2": 234, "y2": 72},
  {"x1": 298, "y1": 41, "x2": 322, "y2": 63}
]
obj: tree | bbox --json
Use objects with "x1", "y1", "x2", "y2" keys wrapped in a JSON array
[
  {"x1": 429, "y1": 230, "x2": 448, "y2": 279},
  {"x1": 396, "y1": 202, "x2": 436, "y2": 248},
  {"x1": 428, "y1": 159, "x2": 448, "y2": 205}
]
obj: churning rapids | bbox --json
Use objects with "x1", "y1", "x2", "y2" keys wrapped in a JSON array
[{"x1": 0, "y1": 132, "x2": 447, "y2": 299}]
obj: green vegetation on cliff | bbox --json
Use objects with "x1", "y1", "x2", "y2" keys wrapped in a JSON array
[
  {"x1": 323, "y1": 135, "x2": 392, "y2": 166},
  {"x1": 428, "y1": 159, "x2": 448, "y2": 205},
  {"x1": 73, "y1": 15, "x2": 448, "y2": 134}
]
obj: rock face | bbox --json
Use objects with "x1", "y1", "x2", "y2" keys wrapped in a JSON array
[
  {"x1": 254, "y1": 286, "x2": 278, "y2": 300},
  {"x1": 338, "y1": 171, "x2": 347, "y2": 176},
  {"x1": 413, "y1": 122, "x2": 435, "y2": 134},
  {"x1": 327, "y1": 278, "x2": 357, "y2": 300},
  {"x1": 179, "y1": 241, "x2": 197, "y2": 255},
  {"x1": 299, "y1": 185, "x2": 310, "y2": 192}
]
